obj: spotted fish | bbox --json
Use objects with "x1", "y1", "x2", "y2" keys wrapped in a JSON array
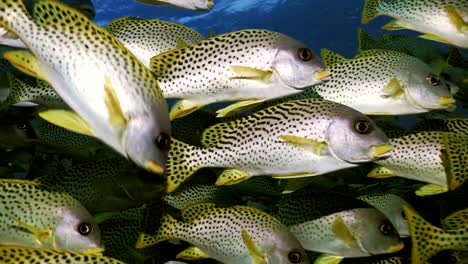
[
  {"x1": 404, "y1": 206, "x2": 468, "y2": 264},
  {"x1": 0, "y1": 246, "x2": 125, "y2": 264},
  {"x1": 368, "y1": 132, "x2": 468, "y2": 195},
  {"x1": 135, "y1": 0, "x2": 214, "y2": 11},
  {"x1": 106, "y1": 17, "x2": 204, "y2": 68},
  {"x1": 273, "y1": 189, "x2": 403, "y2": 262},
  {"x1": 0, "y1": 0, "x2": 171, "y2": 175},
  {"x1": 412, "y1": 118, "x2": 468, "y2": 135},
  {"x1": 362, "y1": 0, "x2": 468, "y2": 48},
  {"x1": 357, "y1": 193, "x2": 413, "y2": 237},
  {"x1": 0, "y1": 179, "x2": 102, "y2": 252},
  {"x1": 149, "y1": 29, "x2": 329, "y2": 119},
  {"x1": 136, "y1": 203, "x2": 309, "y2": 264},
  {"x1": 165, "y1": 99, "x2": 392, "y2": 192}
]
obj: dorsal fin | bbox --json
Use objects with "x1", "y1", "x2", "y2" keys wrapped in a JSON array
[
  {"x1": 181, "y1": 203, "x2": 216, "y2": 222},
  {"x1": 149, "y1": 48, "x2": 185, "y2": 78},
  {"x1": 201, "y1": 119, "x2": 243, "y2": 147},
  {"x1": 320, "y1": 49, "x2": 347, "y2": 67},
  {"x1": 357, "y1": 27, "x2": 376, "y2": 51},
  {"x1": 33, "y1": 0, "x2": 92, "y2": 28}
]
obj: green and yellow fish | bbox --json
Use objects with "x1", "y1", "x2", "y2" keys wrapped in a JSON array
[
  {"x1": 165, "y1": 98, "x2": 392, "y2": 192},
  {"x1": 0, "y1": 0, "x2": 171, "y2": 175},
  {"x1": 106, "y1": 17, "x2": 204, "y2": 68},
  {"x1": 0, "y1": 179, "x2": 102, "y2": 252},
  {"x1": 136, "y1": 203, "x2": 309, "y2": 264},
  {"x1": 362, "y1": 0, "x2": 468, "y2": 48},
  {"x1": 149, "y1": 29, "x2": 329, "y2": 119}
]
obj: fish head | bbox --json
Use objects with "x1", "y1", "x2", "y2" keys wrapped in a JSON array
[
  {"x1": 378, "y1": 194, "x2": 412, "y2": 237},
  {"x1": 121, "y1": 114, "x2": 171, "y2": 177},
  {"x1": 406, "y1": 71, "x2": 456, "y2": 111},
  {"x1": 192, "y1": 0, "x2": 214, "y2": 10},
  {"x1": 327, "y1": 107, "x2": 392, "y2": 163},
  {"x1": 263, "y1": 227, "x2": 309, "y2": 264},
  {"x1": 54, "y1": 203, "x2": 102, "y2": 251},
  {"x1": 0, "y1": 121, "x2": 36, "y2": 150},
  {"x1": 346, "y1": 208, "x2": 403, "y2": 255},
  {"x1": 272, "y1": 35, "x2": 328, "y2": 89}
]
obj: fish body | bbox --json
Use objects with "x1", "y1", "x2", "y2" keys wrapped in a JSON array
[
  {"x1": 274, "y1": 189, "x2": 403, "y2": 257},
  {"x1": 0, "y1": 179, "x2": 102, "y2": 251},
  {"x1": 149, "y1": 29, "x2": 328, "y2": 119},
  {"x1": 136, "y1": 203, "x2": 309, "y2": 264},
  {"x1": 0, "y1": 0, "x2": 171, "y2": 174},
  {"x1": 357, "y1": 193, "x2": 413, "y2": 237},
  {"x1": 106, "y1": 17, "x2": 204, "y2": 68},
  {"x1": 362, "y1": 0, "x2": 468, "y2": 48},
  {"x1": 162, "y1": 183, "x2": 236, "y2": 210},
  {"x1": 135, "y1": 0, "x2": 214, "y2": 11},
  {"x1": 165, "y1": 98, "x2": 392, "y2": 192}
]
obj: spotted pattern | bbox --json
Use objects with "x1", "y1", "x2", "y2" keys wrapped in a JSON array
[
  {"x1": 171, "y1": 110, "x2": 218, "y2": 146},
  {"x1": 0, "y1": 179, "x2": 100, "y2": 251},
  {"x1": 441, "y1": 133, "x2": 468, "y2": 191},
  {"x1": 405, "y1": 207, "x2": 468, "y2": 264},
  {"x1": 412, "y1": 118, "x2": 468, "y2": 135},
  {"x1": 165, "y1": 98, "x2": 386, "y2": 192},
  {"x1": 0, "y1": 246, "x2": 126, "y2": 263},
  {"x1": 106, "y1": 17, "x2": 204, "y2": 68},
  {"x1": 374, "y1": 131, "x2": 449, "y2": 186},
  {"x1": 162, "y1": 183, "x2": 233, "y2": 210},
  {"x1": 140, "y1": 204, "x2": 308, "y2": 264},
  {"x1": 362, "y1": 0, "x2": 468, "y2": 48},
  {"x1": 442, "y1": 208, "x2": 468, "y2": 230}
]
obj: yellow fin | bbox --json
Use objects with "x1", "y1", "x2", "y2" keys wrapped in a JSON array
[
  {"x1": 229, "y1": 65, "x2": 272, "y2": 83},
  {"x1": 241, "y1": 229, "x2": 268, "y2": 264},
  {"x1": 104, "y1": 76, "x2": 127, "y2": 129},
  {"x1": 382, "y1": 20, "x2": 406, "y2": 30},
  {"x1": 282, "y1": 178, "x2": 316, "y2": 194},
  {"x1": 361, "y1": 0, "x2": 381, "y2": 24},
  {"x1": 331, "y1": 215, "x2": 356, "y2": 247},
  {"x1": 441, "y1": 133, "x2": 468, "y2": 191},
  {"x1": 216, "y1": 99, "x2": 263, "y2": 117},
  {"x1": 82, "y1": 247, "x2": 104, "y2": 256},
  {"x1": 15, "y1": 218, "x2": 54, "y2": 246},
  {"x1": 279, "y1": 135, "x2": 328, "y2": 155},
  {"x1": 415, "y1": 184, "x2": 448, "y2": 196},
  {"x1": 3, "y1": 50, "x2": 46, "y2": 81},
  {"x1": 135, "y1": 214, "x2": 178, "y2": 249},
  {"x1": 38, "y1": 109, "x2": 94, "y2": 136},
  {"x1": 382, "y1": 77, "x2": 403, "y2": 98},
  {"x1": 169, "y1": 99, "x2": 202, "y2": 120},
  {"x1": 357, "y1": 27, "x2": 376, "y2": 51},
  {"x1": 367, "y1": 166, "x2": 397, "y2": 178},
  {"x1": 442, "y1": 208, "x2": 468, "y2": 230},
  {"x1": 272, "y1": 172, "x2": 316, "y2": 179},
  {"x1": 320, "y1": 49, "x2": 347, "y2": 67},
  {"x1": 150, "y1": 48, "x2": 182, "y2": 78},
  {"x1": 314, "y1": 254, "x2": 344, "y2": 264},
  {"x1": 419, "y1": 34, "x2": 452, "y2": 44},
  {"x1": 176, "y1": 38, "x2": 189, "y2": 49},
  {"x1": 446, "y1": 6, "x2": 467, "y2": 32},
  {"x1": 176, "y1": 246, "x2": 209, "y2": 260},
  {"x1": 216, "y1": 169, "x2": 251, "y2": 186}
]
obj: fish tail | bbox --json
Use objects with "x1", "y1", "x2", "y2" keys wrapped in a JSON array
[
  {"x1": 404, "y1": 206, "x2": 454, "y2": 264},
  {"x1": 3, "y1": 73, "x2": 29, "y2": 106},
  {"x1": 134, "y1": 213, "x2": 180, "y2": 249},
  {"x1": 361, "y1": 0, "x2": 381, "y2": 24},
  {"x1": 357, "y1": 27, "x2": 376, "y2": 51},
  {"x1": 165, "y1": 138, "x2": 203, "y2": 193}
]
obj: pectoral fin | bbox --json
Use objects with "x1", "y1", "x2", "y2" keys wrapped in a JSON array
[
  {"x1": 272, "y1": 172, "x2": 316, "y2": 179},
  {"x1": 279, "y1": 135, "x2": 328, "y2": 155},
  {"x1": 38, "y1": 109, "x2": 94, "y2": 136},
  {"x1": 314, "y1": 254, "x2": 344, "y2": 264},
  {"x1": 176, "y1": 246, "x2": 209, "y2": 260},
  {"x1": 415, "y1": 184, "x2": 448, "y2": 196},
  {"x1": 367, "y1": 166, "x2": 397, "y2": 178},
  {"x1": 216, "y1": 169, "x2": 251, "y2": 186},
  {"x1": 104, "y1": 76, "x2": 128, "y2": 129},
  {"x1": 419, "y1": 34, "x2": 451, "y2": 44},
  {"x1": 446, "y1": 6, "x2": 468, "y2": 32},
  {"x1": 382, "y1": 78, "x2": 403, "y2": 98},
  {"x1": 216, "y1": 99, "x2": 263, "y2": 117},
  {"x1": 3, "y1": 50, "x2": 46, "y2": 81},
  {"x1": 242, "y1": 229, "x2": 268, "y2": 264},
  {"x1": 169, "y1": 99, "x2": 203, "y2": 120},
  {"x1": 331, "y1": 215, "x2": 356, "y2": 247},
  {"x1": 15, "y1": 218, "x2": 54, "y2": 246},
  {"x1": 382, "y1": 20, "x2": 406, "y2": 30},
  {"x1": 229, "y1": 66, "x2": 272, "y2": 84}
]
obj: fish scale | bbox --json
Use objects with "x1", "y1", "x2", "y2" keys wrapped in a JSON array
[
  {"x1": 137, "y1": 204, "x2": 309, "y2": 264},
  {"x1": 0, "y1": 179, "x2": 101, "y2": 251},
  {"x1": 165, "y1": 98, "x2": 391, "y2": 192},
  {"x1": 106, "y1": 17, "x2": 205, "y2": 68},
  {"x1": 0, "y1": 0, "x2": 171, "y2": 174}
]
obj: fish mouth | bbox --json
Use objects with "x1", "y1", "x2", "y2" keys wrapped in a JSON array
[
  {"x1": 439, "y1": 96, "x2": 456, "y2": 111},
  {"x1": 146, "y1": 160, "x2": 165, "y2": 175},
  {"x1": 206, "y1": 0, "x2": 215, "y2": 9},
  {"x1": 314, "y1": 69, "x2": 331, "y2": 81},
  {"x1": 388, "y1": 242, "x2": 404, "y2": 253},
  {"x1": 370, "y1": 144, "x2": 393, "y2": 159}
]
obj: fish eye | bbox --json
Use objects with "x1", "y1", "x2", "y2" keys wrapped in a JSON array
[
  {"x1": 16, "y1": 123, "x2": 27, "y2": 130},
  {"x1": 379, "y1": 221, "x2": 395, "y2": 236},
  {"x1": 426, "y1": 74, "x2": 440, "y2": 86},
  {"x1": 78, "y1": 223, "x2": 92, "y2": 236},
  {"x1": 155, "y1": 132, "x2": 171, "y2": 151},
  {"x1": 354, "y1": 120, "x2": 372, "y2": 134},
  {"x1": 401, "y1": 210, "x2": 407, "y2": 220},
  {"x1": 288, "y1": 250, "x2": 303, "y2": 263},
  {"x1": 297, "y1": 48, "x2": 314, "y2": 61}
]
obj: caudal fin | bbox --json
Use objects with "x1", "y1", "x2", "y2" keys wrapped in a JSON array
[
  {"x1": 361, "y1": 0, "x2": 381, "y2": 24},
  {"x1": 135, "y1": 213, "x2": 179, "y2": 249},
  {"x1": 357, "y1": 27, "x2": 377, "y2": 51},
  {"x1": 165, "y1": 138, "x2": 203, "y2": 193}
]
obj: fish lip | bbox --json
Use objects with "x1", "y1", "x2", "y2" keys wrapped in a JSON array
[
  {"x1": 146, "y1": 160, "x2": 165, "y2": 175},
  {"x1": 439, "y1": 96, "x2": 456, "y2": 107},
  {"x1": 370, "y1": 144, "x2": 393, "y2": 159},
  {"x1": 314, "y1": 69, "x2": 331, "y2": 81},
  {"x1": 388, "y1": 242, "x2": 404, "y2": 253}
]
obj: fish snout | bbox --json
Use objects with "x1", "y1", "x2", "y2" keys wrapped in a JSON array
[{"x1": 370, "y1": 144, "x2": 393, "y2": 159}]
